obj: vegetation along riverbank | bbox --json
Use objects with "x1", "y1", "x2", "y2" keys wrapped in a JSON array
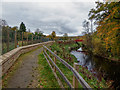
[{"x1": 46, "y1": 40, "x2": 112, "y2": 88}]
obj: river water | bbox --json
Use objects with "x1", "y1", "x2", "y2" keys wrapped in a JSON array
[{"x1": 71, "y1": 47, "x2": 120, "y2": 88}]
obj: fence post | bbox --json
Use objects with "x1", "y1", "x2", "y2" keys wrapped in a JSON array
[
  {"x1": 38, "y1": 36, "x2": 39, "y2": 43},
  {"x1": 54, "y1": 51, "x2": 57, "y2": 73},
  {"x1": 38, "y1": 36, "x2": 40, "y2": 43},
  {"x1": 40, "y1": 36, "x2": 42, "y2": 43},
  {"x1": 27, "y1": 33, "x2": 28, "y2": 45},
  {"x1": 7, "y1": 29, "x2": 9, "y2": 52},
  {"x1": 36, "y1": 36, "x2": 37, "y2": 43},
  {"x1": 15, "y1": 30, "x2": 17, "y2": 48},
  {"x1": 73, "y1": 63, "x2": 79, "y2": 88},
  {"x1": 22, "y1": 32, "x2": 23, "y2": 46},
  {"x1": 32, "y1": 34, "x2": 33, "y2": 44}
]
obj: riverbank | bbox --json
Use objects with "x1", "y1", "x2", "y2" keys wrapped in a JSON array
[
  {"x1": 48, "y1": 41, "x2": 110, "y2": 88},
  {"x1": 82, "y1": 44, "x2": 120, "y2": 62}
]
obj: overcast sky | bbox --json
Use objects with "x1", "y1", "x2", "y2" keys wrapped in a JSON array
[{"x1": 1, "y1": 0, "x2": 97, "y2": 36}]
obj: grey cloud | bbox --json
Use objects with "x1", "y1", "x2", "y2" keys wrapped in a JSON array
[{"x1": 2, "y1": 2, "x2": 95, "y2": 36}]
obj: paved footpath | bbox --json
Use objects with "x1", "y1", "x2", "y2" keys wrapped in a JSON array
[{"x1": 6, "y1": 47, "x2": 43, "y2": 88}]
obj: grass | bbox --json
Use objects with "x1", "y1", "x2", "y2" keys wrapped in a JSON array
[
  {"x1": 49, "y1": 41, "x2": 78, "y2": 66},
  {"x1": 38, "y1": 51, "x2": 83, "y2": 88},
  {"x1": 78, "y1": 65, "x2": 109, "y2": 88},
  {"x1": 37, "y1": 52, "x2": 60, "y2": 88}
]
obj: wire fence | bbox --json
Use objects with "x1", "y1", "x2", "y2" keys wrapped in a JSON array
[{"x1": 2, "y1": 27, "x2": 51, "y2": 55}]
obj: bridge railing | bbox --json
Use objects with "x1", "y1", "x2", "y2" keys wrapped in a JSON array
[{"x1": 43, "y1": 45, "x2": 91, "y2": 89}]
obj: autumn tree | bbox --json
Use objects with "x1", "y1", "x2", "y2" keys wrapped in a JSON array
[
  {"x1": 11, "y1": 26, "x2": 18, "y2": 31},
  {"x1": 88, "y1": 1, "x2": 120, "y2": 58},
  {"x1": 51, "y1": 31, "x2": 56, "y2": 40}
]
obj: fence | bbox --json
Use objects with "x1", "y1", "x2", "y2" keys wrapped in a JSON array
[
  {"x1": 2, "y1": 27, "x2": 50, "y2": 55},
  {"x1": 43, "y1": 45, "x2": 91, "y2": 89}
]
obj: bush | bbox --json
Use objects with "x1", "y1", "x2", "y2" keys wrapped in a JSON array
[{"x1": 92, "y1": 37, "x2": 106, "y2": 56}]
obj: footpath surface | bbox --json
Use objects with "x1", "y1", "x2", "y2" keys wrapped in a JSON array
[{"x1": 3, "y1": 47, "x2": 43, "y2": 88}]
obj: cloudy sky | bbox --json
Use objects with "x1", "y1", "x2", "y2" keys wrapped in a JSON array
[{"x1": 1, "y1": 0, "x2": 98, "y2": 36}]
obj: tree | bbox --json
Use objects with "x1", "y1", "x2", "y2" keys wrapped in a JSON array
[
  {"x1": 51, "y1": 31, "x2": 56, "y2": 40},
  {"x1": 82, "y1": 19, "x2": 93, "y2": 53},
  {"x1": 11, "y1": 26, "x2": 18, "y2": 31},
  {"x1": 35, "y1": 28, "x2": 43, "y2": 36},
  {"x1": 63, "y1": 33, "x2": 68, "y2": 40},
  {"x1": 19, "y1": 22, "x2": 26, "y2": 32},
  {"x1": 88, "y1": 1, "x2": 120, "y2": 58},
  {"x1": 82, "y1": 20, "x2": 90, "y2": 34}
]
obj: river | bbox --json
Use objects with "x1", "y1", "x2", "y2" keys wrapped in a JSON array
[{"x1": 71, "y1": 47, "x2": 120, "y2": 88}]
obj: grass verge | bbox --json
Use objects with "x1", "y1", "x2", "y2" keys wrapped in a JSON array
[{"x1": 37, "y1": 52, "x2": 60, "y2": 88}]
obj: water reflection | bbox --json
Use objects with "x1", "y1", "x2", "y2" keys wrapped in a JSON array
[
  {"x1": 71, "y1": 48, "x2": 120, "y2": 88},
  {"x1": 71, "y1": 51, "x2": 95, "y2": 71}
]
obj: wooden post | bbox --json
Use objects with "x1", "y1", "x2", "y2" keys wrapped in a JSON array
[
  {"x1": 40, "y1": 36, "x2": 42, "y2": 43},
  {"x1": 34, "y1": 35, "x2": 35, "y2": 44},
  {"x1": 36, "y1": 36, "x2": 37, "y2": 43},
  {"x1": 34, "y1": 35, "x2": 36, "y2": 43},
  {"x1": 54, "y1": 51, "x2": 57, "y2": 73},
  {"x1": 27, "y1": 33, "x2": 28, "y2": 45},
  {"x1": 37, "y1": 36, "x2": 39, "y2": 43},
  {"x1": 36, "y1": 36, "x2": 38, "y2": 43},
  {"x1": 39, "y1": 36, "x2": 41, "y2": 43},
  {"x1": 15, "y1": 30, "x2": 17, "y2": 48},
  {"x1": 7, "y1": 29, "x2": 9, "y2": 52},
  {"x1": 73, "y1": 63, "x2": 79, "y2": 88},
  {"x1": 22, "y1": 32, "x2": 23, "y2": 46},
  {"x1": 32, "y1": 34, "x2": 33, "y2": 44},
  {"x1": 38, "y1": 36, "x2": 39, "y2": 43}
]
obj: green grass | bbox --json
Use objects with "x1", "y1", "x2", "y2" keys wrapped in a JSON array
[
  {"x1": 38, "y1": 51, "x2": 83, "y2": 88},
  {"x1": 49, "y1": 41, "x2": 78, "y2": 65},
  {"x1": 37, "y1": 52, "x2": 60, "y2": 88},
  {"x1": 78, "y1": 66, "x2": 108, "y2": 88}
]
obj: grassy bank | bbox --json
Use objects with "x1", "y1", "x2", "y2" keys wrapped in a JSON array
[
  {"x1": 46, "y1": 41, "x2": 111, "y2": 88},
  {"x1": 49, "y1": 41, "x2": 80, "y2": 65},
  {"x1": 37, "y1": 52, "x2": 60, "y2": 88}
]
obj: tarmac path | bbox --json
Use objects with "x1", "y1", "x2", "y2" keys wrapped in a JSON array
[{"x1": 5, "y1": 47, "x2": 43, "y2": 88}]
